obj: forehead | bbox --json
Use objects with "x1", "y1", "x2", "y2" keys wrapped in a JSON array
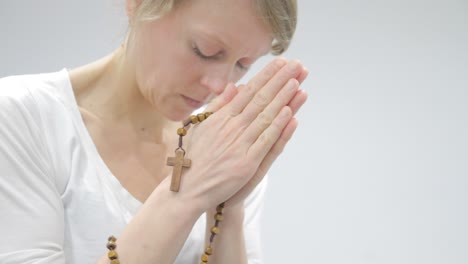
[{"x1": 175, "y1": 0, "x2": 273, "y2": 57}]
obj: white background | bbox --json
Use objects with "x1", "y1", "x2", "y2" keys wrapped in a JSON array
[{"x1": 1, "y1": 1, "x2": 467, "y2": 263}]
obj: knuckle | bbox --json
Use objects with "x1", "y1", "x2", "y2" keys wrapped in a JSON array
[
  {"x1": 243, "y1": 84, "x2": 256, "y2": 95},
  {"x1": 253, "y1": 92, "x2": 269, "y2": 108},
  {"x1": 258, "y1": 133, "x2": 274, "y2": 146},
  {"x1": 256, "y1": 111, "x2": 272, "y2": 128}
]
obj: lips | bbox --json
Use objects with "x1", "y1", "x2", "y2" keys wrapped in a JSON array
[{"x1": 181, "y1": 95, "x2": 205, "y2": 109}]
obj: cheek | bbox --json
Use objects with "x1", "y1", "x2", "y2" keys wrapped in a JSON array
[
  {"x1": 131, "y1": 29, "x2": 181, "y2": 94},
  {"x1": 176, "y1": 50, "x2": 208, "y2": 87},
  {"x1": 131, "y1": 23, "x2": 207, "y2": 99},
  {"x1": 132, "y1": 29, "x2": 165, "y2": 84}
]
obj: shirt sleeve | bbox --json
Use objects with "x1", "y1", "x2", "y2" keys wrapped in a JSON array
[
  {"x1": 0, "y1": 78, "x2": 66, "y2": 263},
  {"x1": 243, "y1": 176, "x2": 268, "y2": 264}
]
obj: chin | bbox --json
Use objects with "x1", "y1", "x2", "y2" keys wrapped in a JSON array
[{"x1": 158, "y1": 95, "x2": 207, "y2": 121}]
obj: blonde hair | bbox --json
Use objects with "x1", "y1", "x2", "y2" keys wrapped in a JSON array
[{"x1": 130, "y1": 0, "x2": 297, "y2": 55}]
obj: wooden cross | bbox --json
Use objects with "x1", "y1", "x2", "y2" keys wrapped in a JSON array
[{"x1": 166, "y1": 149, "x2": 192, "y2": 192}]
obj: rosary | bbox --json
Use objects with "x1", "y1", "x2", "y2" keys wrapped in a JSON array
[
  {"x1": 166, "y1": 112, "x2": 224, "y2": 263},
  {"x1": 106, "y1": 112, "x2": 224, "y2": 264}
]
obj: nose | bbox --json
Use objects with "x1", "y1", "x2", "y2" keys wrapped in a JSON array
[{"x1": 200, "y1": 64, "x2": 233, "y2": 96}]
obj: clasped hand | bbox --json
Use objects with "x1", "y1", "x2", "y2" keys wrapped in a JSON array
[{"x1": 180, "y1": 58, "x2": 308, "y2": 211}]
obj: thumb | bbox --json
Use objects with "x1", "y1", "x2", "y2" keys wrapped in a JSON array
[{"x1": 205, "y1": 83, "x2": 238, "y2": 113}]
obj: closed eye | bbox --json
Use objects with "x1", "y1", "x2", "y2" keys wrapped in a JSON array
[
  {"x1": 236, "y1": 62, "x2": 249, "y2": 71},
  {"x1": 193, "y1": 45, "x2": 217, "y2": 60},
  {"x1": 193, "y1": 44, "x2": 249, "y2": 71},
  {"x1": 193, "y1": 46, "x2": 210, "y2": 59}
]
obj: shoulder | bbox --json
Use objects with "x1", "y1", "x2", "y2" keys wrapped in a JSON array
[
  {"x1": 0, "y1": 69, "x2": 78, "y2": 138},
  {"x1": 0, "y1": 70, "x2": 73, "y2": 148},
  {"x1": 0, "y1": 70, "x2": 79, "y2": 193},
  {"x1": 0, "y1": 69, "x2": 72, "y2": 112},
  {"x1": 0, "y1": 72, "x2": 69, "y2": 263}
]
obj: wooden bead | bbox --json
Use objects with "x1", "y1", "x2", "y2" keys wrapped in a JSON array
[
  {"x1": 211, "y1": 226, "x2": 220, "y2": 234},
  {"x1": 201, "y1": 254, "x2": 209, "y2": 262},
  {"x1": 177, "y1": 128, "x2": 187, "y2": 136},
  {"x1": 110, "y1": 260, "x2": 120, "y2": 264},
  {"x1": 214, "y1": 213, "x2": 224, "y2": 221},
  {"x1": 108, "y1": 250, "x2": 118, "y2": 260},
  {"x1": 190, "y1": 115, "x2": 199, "y2": 124},
  {"x1": 216, "y1": 205, "x2": 224, "y2": 213},
  {"x1": 106, "y1": 240, "x2": 116, "y2": 250},
  {"x1": 205, "y1": 247, "x2": 213, "y2": 255},
  {"x1": 197, "y1": 113, "x2": 206, "y2": 122}
]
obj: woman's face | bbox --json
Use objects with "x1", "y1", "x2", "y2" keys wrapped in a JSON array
[{"x1": 128, "y1": 0, "x2": 273, "y2": 121}]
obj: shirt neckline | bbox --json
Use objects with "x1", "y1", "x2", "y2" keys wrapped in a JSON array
[{"x1": 58, "y1": 68, "x2": 142, "y2": 217}]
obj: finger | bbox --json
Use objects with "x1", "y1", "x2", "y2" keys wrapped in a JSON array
[
  {"x1": 219, "y1": 58, "x2": 287, "y2": 116},
  {"x1": 205, "y1": 83, "x2": 238, "y2": 112},
  {"x1": 297, "y1": 67, "x2": 309, "y2": 84},
  {"x1": 247, "y1": 58, "x2": 288, "y2": 89},
  {"x1": 260, "y1": 117, "x2": 298, "y2": 169},
  {"x1": 225, "y1": 118, "x2": 298, "y2": 207},
  {"x1": 254, "y1": 117, "x2": 298, "y2": 183},
  {"x1": 247, "y1": 106, "x2": 293, "y2": 162},
  {"x1": 242, "y1": 78, "x2": 299, "y2": 144},
  {"x1": 239, "y1": 60, "x2": 302, "y2": 123},
  {"x1": 288, "y1": 90, "x2": 308, "y2": 116}
]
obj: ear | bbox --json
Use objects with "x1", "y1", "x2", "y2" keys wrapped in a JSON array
[{"x1": 126, "y1": 0, "x2": 143, "y2": 19}]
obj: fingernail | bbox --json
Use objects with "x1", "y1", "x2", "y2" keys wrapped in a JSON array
[
  {"x1": 287, "y1": 60, "x2": 299, "y2": 71},
  {"x1": 286, "y1": 79, "x2": 299, "y2": 91},
  {"x1": 275, "y1": 58, "x2": 287, "y2": 67}
]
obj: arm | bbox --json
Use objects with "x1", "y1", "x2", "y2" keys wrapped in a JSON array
[
  {"x1": 196, "y1": 58, "x2": 308, "y2": 264},
  {"x1": 0, "y1": 83, "x2": 66, "y2": 263},
  {"x1": 96, "y1": 178, "x2": 204, "y2": 263},
  {"x1": 97, "y1": 59, "x2": 307, "y2": 264},
  {"x1": 0, "y1": 80, "x2": 205, "y2": 264},
  {"x1": 1, "y1": 58, "x2": 307, "y2": 264}
]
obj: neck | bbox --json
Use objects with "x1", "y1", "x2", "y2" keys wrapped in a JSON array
[{"x1": 70, "y1": 45, "x2": 174, "y2": 143}]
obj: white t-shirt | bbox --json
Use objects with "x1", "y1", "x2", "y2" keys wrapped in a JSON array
[{"x1": 0, "y1": 70, "x2": 266, "y2": 264}]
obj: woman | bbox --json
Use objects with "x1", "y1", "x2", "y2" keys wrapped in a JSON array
[{"x1": 0, "y1": 0, "x2": 308, "y2": 263}]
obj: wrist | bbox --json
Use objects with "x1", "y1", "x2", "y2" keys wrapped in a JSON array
[
  {"x1": 148, "y1": 177, "x2": 204, "y2": 221},
  {"x1": 113, "y1": 177, "x2": 205, "y2": 263},
  {"x1": 222, "y1": 203, "x2": 245, "y2": 217},
  {"x1": 206, "y1": 203, "x2": 245, "y2": 226}
]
